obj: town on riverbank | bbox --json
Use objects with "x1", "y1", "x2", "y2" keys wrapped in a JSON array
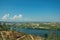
[{"x1": 0, "y1": 22, "x2": 60, "y2": 30}]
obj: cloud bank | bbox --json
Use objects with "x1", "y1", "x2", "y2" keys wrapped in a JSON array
[
  {"x1": 12, "y1": 14, "x2": 22, "y2": 20},
  {"x1": 1, "y1": 14, "x2": 22, "y2": 21},
  {"x1": 2, "y1": 14, "x2": 9, "y2": 20},
  {"x1": 1, "y1": 14, "x2": 60, "y2": 22}
]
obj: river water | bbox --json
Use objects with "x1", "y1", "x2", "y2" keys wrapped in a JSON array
[
  {"x1": 10, "y1": 27, "x2": 60, "y2": 36},
  {"x1": 9, "y1": 26, "x2": 60, "y2": 37}
]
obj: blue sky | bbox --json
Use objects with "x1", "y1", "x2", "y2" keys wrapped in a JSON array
[{"x1": 0, "y1": 0, "x2": 60, "y2": 22}]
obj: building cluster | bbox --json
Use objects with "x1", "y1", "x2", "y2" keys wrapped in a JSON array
[{"x1": 0, "y1": 22, "x2": 60, "y2": 28}]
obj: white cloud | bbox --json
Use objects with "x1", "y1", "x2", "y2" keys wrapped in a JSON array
[
  {"x1": 12, "y1": 14, "x2": 22, "y2": 20},
  {"x1": 2, "y1": 14, "x2": 9, "y2": 20},
  {"x1": 1, "y1": 14, "x2": 23, "y2": 21},
  {"x1": 19, "y1": 14, "x2": 22, "y2": 18},
  {"x1": 1, "y1": 14, "x2": 22, "y2": 21}
]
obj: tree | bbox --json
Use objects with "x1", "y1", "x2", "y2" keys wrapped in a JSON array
[{"x1": 0, "y1": 23, "x2": 9, "y2": 31}]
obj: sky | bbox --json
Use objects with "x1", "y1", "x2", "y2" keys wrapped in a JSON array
[{"x1": 0, "y1": 0, "x2": 60, "y2": 22}]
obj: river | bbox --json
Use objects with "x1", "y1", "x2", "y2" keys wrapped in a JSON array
[{"x1": 9, "y1": 26, "x2": 60, "y2": 37}]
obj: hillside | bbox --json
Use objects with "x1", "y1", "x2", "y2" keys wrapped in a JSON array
[{"x1": 0, "y1": 31, "x2": 44, "y2": 40}]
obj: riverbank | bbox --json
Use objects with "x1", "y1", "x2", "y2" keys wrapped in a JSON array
[{"x1": 0, "y1": 31, "x2": 44, "y2": 40}]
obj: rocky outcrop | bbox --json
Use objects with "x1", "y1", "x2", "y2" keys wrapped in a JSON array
[{"x1": 0, "y1": 31, "x2": 44, "y2": 40}]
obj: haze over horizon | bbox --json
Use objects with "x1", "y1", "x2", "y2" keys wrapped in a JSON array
[{"x1": 0, "y1": 0, "x2": 60, "y2": 22}]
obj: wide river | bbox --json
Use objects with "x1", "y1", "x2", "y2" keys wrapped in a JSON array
[
  {"x1": 10, "y1": 27, "x2": 60, "y2": 36},
  {"x1": 9, "y1": 26, "x2": 60, "y2": 37}
]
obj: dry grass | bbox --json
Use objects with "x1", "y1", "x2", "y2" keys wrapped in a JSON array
[{"x1": 0, "y1": 31, "x2": 44, "y2": 40}]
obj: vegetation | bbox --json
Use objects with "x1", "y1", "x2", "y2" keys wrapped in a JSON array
[
  {"x1": 0, "y1": 22, "x2": 60, "y2": 40},
  {"x1": 0, "y1": 31, "x2": 44, "y2": 40}
]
